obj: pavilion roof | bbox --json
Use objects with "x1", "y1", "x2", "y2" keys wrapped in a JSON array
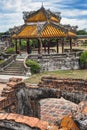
[
  {"x1": 12, "y1": 22, "x2": 67, "y2": 39},
  {"x1": 67, "y1": 31, "x2": 77, "y2": 37},
  {"x1": 12, "y1": 7, "x2": 77, "y2": 39},
  {"x1": 23, "y1": 6, "x2": 61, "y2": 23}
]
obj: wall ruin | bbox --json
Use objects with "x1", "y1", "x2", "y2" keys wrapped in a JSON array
[{"x1": 0, "y1": 77, "x2": 87, "y2": 129}]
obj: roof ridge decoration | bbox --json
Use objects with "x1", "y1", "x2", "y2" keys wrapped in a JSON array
[
  {"x1": 11, "y1": 24, "x2": 26, "y2": 38},
  {"x1": 37, "y1": 22, "x2": 48, "y2": 35}
]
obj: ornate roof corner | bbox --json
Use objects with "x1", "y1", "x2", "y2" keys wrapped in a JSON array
[{"x1": 64, "y1": 24, "x2": 78, "y2": 33}]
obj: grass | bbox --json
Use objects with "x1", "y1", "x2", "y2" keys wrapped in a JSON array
[{"x1": 25, "y1": 69, "x2": 87, "y2": 84}]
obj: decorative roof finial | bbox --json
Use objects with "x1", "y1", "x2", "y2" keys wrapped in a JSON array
[{"x1": 42, "y1": 2, "x2": 43, "y2": 7}]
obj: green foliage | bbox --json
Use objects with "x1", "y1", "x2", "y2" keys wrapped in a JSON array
[
  {"x1": 76, "y1": 30, "x2": 87, "y2": 35},
  {"x1": 0, "y1": 60, "x2": 4, "y2": 64},
  {"x1": 5, "y1": 47, "x2": 15, "y2": 54},
  {"x1": 80, "y1": 51, "x2": 87, "y2": 64},
  {"x1": 21, "y1": 40, "x2": 26, "y2": 49},
  {"x1": 0, "y1": 32, "x2": 4, "y2": 36},
  {"x1": 26, "y1": 60, "x2": 41, "y2": 74}
]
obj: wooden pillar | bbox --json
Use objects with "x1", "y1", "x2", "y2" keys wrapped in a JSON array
[
  {"x1": 70, "y1": 37, "x2": 72, "y2": 52},
  {"x1": 44, "y1": 42, "x2": 46, "y2": 53},
  {"x1": 19, "y1": 39, "x2": 21, "y2": 53},
  {"x1": 27, "y1": 39, "x2": 30, "y2": 54},
  {"x1": 38, "y1": 38, "x2": 42, "y2": 54},
  {"x1": 48, "y1": 39, "x2": 50, "y2": 54},
  {"x1": 62, "y1": 38, "x2": 64, "y2": 53},
  {"x1": 57, "y1": 39, "x2": 59, "y2": 53},
  {"x1": 15, "y1": 39, "x2": 17, "y2": 54}
]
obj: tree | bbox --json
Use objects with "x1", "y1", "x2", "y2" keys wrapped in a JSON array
[{"x1": 76, "y1": 30, "x2": 87, "y2": 35}]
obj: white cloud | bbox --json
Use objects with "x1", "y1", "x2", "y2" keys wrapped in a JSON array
[
  {"x1": 0, "y1": 0, "x2": 87, "y2": 31},
  {"x1": 61, "y1": 9, "x2": 87, "y2": 17},
  {"x1": 61, "y1": 18, "x2": 87, "y2": 29}
]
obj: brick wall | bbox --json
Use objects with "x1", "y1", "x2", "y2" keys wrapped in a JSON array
[
  {"x1": 0, "y1": 77, "x2": 86, "y2": 129},
  {"x1": 0, "y1": 76, "x2": 87, "y2": 119},
  {"x1": 0, "y1": 77, "x2": 24, "y2": 113},
  {"x1": 38, "y1": 76, "x2": 87, "y2": 103}
]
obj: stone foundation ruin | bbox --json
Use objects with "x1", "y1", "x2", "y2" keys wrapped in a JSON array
[
  {"x1": 27, "y1": 53, "x2": 81, "y2": 71},
  {"x1": 0, "y1": 77, "x2": 87, "y2": 129}
]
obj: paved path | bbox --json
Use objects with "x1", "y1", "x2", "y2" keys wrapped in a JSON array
[{"x1": 0, "y1": 75, "x2": 29, "y2": 83}]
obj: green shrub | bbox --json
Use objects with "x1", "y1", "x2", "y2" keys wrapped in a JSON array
[
  {"x1": 0, "y1": 60, "x2": 4, "y2": 64},
  {"x1": 26, "y1": 60, "x2": 41, "y2": 74},
  {"x1": 6, "y1": 48, "x2": 15, "y2": 54},
  {"x1": 80, "y1": 51, "x2": 87, "y2": 64}
]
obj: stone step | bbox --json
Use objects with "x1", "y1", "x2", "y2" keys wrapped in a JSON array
[
  {"x1": 4, "y1": 67, "x2": 24, "y2": 71},
  {"x1": 0, "y1": 59, "x2": 26, "y2": 76},
  {"x1": 6, "y1": 66, "x2": 25, "y2": 69},
  {"x1": 0, "y1": 70, "x2": 25, "y2": 74},
  {"x1": 0, "y1": 70, "x2": 25, "y2": 73},
  {"x1": 0, "y1": 72, "x2": 25, "y2": 76}
]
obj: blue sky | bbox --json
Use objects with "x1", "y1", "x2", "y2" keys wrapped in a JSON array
[{"x1": 0, "y1": 0, "x2": 87, "y2": 32}]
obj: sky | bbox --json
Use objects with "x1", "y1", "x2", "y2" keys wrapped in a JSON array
[{"x1": 0, "y1": 0, "x2": 87, "y2": 32}]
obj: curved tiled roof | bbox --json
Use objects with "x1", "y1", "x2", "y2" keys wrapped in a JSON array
[
  {"x1": 11, "y1": 7, "x2": 77, "y2": 39},
  {"x1": 17, "y1": 25, "x2": 38, "y2": 38},
  {"x1": 23, "y1": 6, "x2": 61, "y2": 23},
  {"x1": 12, "y1": 22, "x2": 67, "y2": 39},
  {"x1": 68, "y1": 31, "x2": 77, "y2": 37},
  {"x1": 40, "y1": 24, "x2": 66, "y2": 38}
]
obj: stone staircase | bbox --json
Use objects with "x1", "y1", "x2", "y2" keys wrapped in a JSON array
[
  {"x1": 0, "y1": 53, "x2": 29, "y2": 76},
  {"x1": 0, "y1": 60, "x2": 26, "y2": 76}
]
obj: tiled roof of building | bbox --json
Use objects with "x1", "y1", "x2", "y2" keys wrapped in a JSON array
[
  {"x1": 17, "y1": 25, "x2": 38, "y2": 38},
  {"x1": 23, "y1": 6, "x2": 61, "y2": 23},
  {"x1": 68, "y1": 31, "x2": 77, "y2": 37},
  {"x1": 12, "y1": 22, "x2": 67, "y2": 39},
  {"x1": 40, "y1": 24, "x2": 66, "y2": 38},
  {"x1": 11, "y1": 7, "x2": 77, "y2": 39}
]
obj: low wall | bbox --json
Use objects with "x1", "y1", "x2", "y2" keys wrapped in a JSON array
[{"x1": 28, "y1": 53, "x2": 80, "y2": 71}]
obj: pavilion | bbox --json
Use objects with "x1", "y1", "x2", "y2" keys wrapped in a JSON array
[{"x1": 12, "y1": 6, "x2": 77, "y2": 54}]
